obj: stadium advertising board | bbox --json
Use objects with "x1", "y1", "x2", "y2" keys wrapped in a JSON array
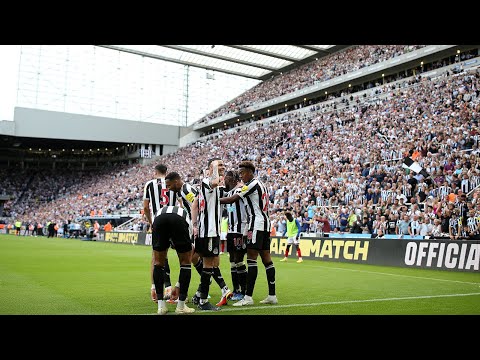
[
  {"x1": 269, "y1": 237, "x2": 479, "y2": 273},
  {"x1": 145, "y1": 233, "x2": 152, "y2": 246},
  {"x1": 99, "y1": 231, "x2": 147, "y2": 245},
  {"x1": 103, "y1": 232, "x2": 139, "y2": 245}
]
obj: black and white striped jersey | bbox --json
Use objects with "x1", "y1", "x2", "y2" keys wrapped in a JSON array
[
  {"x1": 438, "y1": 185, "x2": 451, "y2": 199},
  {"x1": 197, "y1": 177, "x2": 226, "y2": 238},
  {"x1": 449, "y1": 217, "x2": 460, "y2": 235},
  {"x1": 456, "y1": 202, "x2": 468, "y2": 220},
  {"x1": 401, "y1": 184, "x2": 412, "y2": 198},
  {"x1": 158, "y1": 205, "x2": 193, "y2": 237},
  {"x1": 466, "y1": 216, "x2": 479, "y2": 234},
  {"x1": 226, "y1": 186, "x2": 249, "y2": 235},
  {"x1": 409, "y1": 220, "x2": 420, "y2": 235},
  {"x1": 237, "y1": 177, "x2": 270, "y2": 232},
  {"x1": 175, "y1": 182, "x2": 199, "y2": 220},
  {"x1": 460, "y1": 178, "x2": 470, "y2": 193},
  {"x1": 143, "y1": 178, "x2": 177, "y2": 218},
  {"x1": 380, "y1": 189, "x2": 392, "y2": 202}
]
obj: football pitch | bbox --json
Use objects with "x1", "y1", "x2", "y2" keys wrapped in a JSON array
[{"x1": 1, "y1": 234, "x2": 479, "y2": 315}]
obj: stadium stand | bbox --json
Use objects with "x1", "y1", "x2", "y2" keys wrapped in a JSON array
[{"x1": 1, "y1": 45, "x2": 479, "y2": 241}]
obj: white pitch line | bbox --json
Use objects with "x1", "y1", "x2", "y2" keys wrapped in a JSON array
[
  {"x1": 218, "y1": 292, "x2": 480, "y2": 312},
  {"x1": 290, "y1": 262, "x2": 480, "y2": 286},
  {"x1": 138, "y1": 292, "x2": 480, "y2": 315}
]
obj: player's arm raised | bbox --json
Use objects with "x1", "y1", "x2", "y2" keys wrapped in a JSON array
[
  {"x1": 191, "y1": 197, "x2": 199, "y2": 238},
  {"x1": 209, "y1": 160, "x2": 223, "y2": 188}
]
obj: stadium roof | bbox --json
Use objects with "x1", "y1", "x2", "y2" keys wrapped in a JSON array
[{"x1": 96, "y1": 45, "x2": 347, "y2": 81}]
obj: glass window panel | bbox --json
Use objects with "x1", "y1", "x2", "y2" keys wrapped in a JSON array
[
  {"x1": 112, "y1": 45, "x2": 269, "y2": 78},
  {"x1": 241, "y1": 45, "x2": 316, "y2": 59},
  {"x1": 176, "y1": 45, "x2": 292, "y2": 69},
  {"x1": 15, "y1": 45, "x2": 260, "y2": 126}
]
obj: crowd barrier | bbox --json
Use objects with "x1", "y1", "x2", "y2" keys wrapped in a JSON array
[{"x1": 97, "y1": 231, "x2": 479, "y2": 273}]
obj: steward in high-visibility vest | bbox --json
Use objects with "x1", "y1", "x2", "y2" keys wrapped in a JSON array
[{"x1": 280, "y1": 212, "x2": 303, "y2": 263}]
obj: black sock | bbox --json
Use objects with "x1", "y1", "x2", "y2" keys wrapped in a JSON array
[
  {"x1": 246, "y1": 259, "x2": 258, "y2": 297},
  {"x1": 164, "y1": 258, "x2": 171, "y2": 288},
  {"x1": 199, "y1": 268, "x2": 213, "y2": 301},
  {"x1": 212, "y1": 267, "x2": 227, "y2": 289},
  {"x1": 230, "y1": 262, "x2": 239, "y2": 292},
  {"x1": 194, "y1": 258, "x2": 203, "y2": 276},
  {"x1": 178, "y1": 264, "x2": 192, "y2": 302},
  {"x1": 153, "y1": 264, "x2": 165, "y2": 300},
  {"x1": 236, "y1": 262, "x2": 247, "y2": 295},
  {"x1": 265, "y1": 261, "x2": 276, "y2": 296}
]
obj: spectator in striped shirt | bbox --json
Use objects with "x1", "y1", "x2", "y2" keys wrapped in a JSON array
[{"x1": 466, "y1": 209, "x2": 479, "y2": 237}]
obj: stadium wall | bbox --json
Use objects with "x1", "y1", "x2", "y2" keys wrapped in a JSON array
[
  {"x1": 0, "y1": 120, "x2": 14, "y2": 136},
  {"x1": 179, "y1": 125, "x2": 201, "y2": 147},
  {"x1": 95, "y1": 231, "x2": 479, "y2": 273},
  {"x1": 12, "y1": 107, "x2": 180, "y2": 147}
]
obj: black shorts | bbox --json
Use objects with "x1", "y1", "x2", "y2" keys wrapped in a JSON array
[
  {"x1": 152, "y1": 213, "x2": 193, "y2": 254},
  {"x1": 246, "y1": 230, "x2": 271, "y2": 251},
  {"x1": 195, "y1": 236, "x2": 220, "y2": 257},
  {"x1": 227, "y1": 232, "x2": 247, "y2": 253}
]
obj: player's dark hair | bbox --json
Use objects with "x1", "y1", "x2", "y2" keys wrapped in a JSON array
[
  {"x1": 239, "y1": 160, "x2": 255, "y2": 173},
  {"x1": 155, "y1": 164, "x2": 168, "y2": 174},
  {"x1": 285, "y1": 211, "x2": 293, "y2": 221},
  {"x1": 165, "y1": 172, "x2": 181, "y2": 181},
  {"x1": 225, "y1": 170, "x2": 239, "y2": 182}
]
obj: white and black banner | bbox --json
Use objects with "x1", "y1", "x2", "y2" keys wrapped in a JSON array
[
  {"x1": 402, "y1": 156, "x2": 430, "y2": 179},
  {"x1": 140, "y1": 149, "x2": 152, "y2": 158}
]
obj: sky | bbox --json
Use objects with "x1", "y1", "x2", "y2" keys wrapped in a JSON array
[
  {"x1": 0, "y1": 45, "x2": 258, "y2": 127},
  {"x1": 0, "y1": 45, "x2": 21, "y2": 121}
]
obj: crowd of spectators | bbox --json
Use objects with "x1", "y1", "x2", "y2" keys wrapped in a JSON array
[
  {"x1": 1, "y1": 164, "x2": 147, "y2": 233},
  {"x1": 198, "y1": 45, "x2": 426, "y2": 123},
  {"x1": 2, "y1": 47, "x2": 480, "y2": 241},
  {"x1": 163, "y1": 65, "x2": 480, "y2": 240}
]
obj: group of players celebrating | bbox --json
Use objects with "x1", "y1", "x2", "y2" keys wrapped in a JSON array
[{"x1": 143, "y1": 158, "x2": 278, "y2": 314}]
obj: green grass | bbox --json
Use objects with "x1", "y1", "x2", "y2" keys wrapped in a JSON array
[{"x1": 0, "y1": 234, "x2": 479, "y2": 315}]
